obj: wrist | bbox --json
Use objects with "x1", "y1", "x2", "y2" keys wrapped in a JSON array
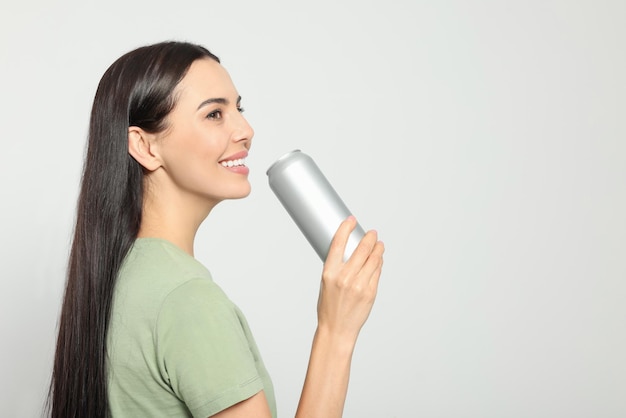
[{"x1": 313, "y1": 325, "x2": 358, "y2": 358}]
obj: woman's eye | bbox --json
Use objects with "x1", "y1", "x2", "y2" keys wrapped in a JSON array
[
  {"x1": 237, "y1": 106, "x2": 245, "y2": 113},
  {"x1": 207, "y1": 110, "x2": 222, "y2": 120}
]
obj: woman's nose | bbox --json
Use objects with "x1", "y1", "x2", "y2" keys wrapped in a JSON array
[{"x1": 231, "y1": 112, "x2": 254, "y2": 147}]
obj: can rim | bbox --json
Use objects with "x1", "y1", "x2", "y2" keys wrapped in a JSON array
[{"x1": 266, "y1": 149, "x2": 302, "y2": 176}]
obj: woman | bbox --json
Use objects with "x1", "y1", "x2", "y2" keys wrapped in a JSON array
[{"x1": 50, "y1": 41, "x2": 384, "y2": 418}]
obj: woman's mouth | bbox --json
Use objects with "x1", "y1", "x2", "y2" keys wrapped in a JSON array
[{"x1": 220, "y1": 158, "x2": 246, "y2": 168}]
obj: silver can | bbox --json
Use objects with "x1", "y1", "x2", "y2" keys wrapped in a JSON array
[{"x1": 267, "y1": 149, "x2": 366, "y2": 262}]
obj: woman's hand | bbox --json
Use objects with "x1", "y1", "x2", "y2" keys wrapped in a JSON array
[
  {"x1": 294, "y1": 216, "x2": 384, "y2": 417},
  {"x1": 317, "y1": 216, "x2": 385, "y2": 342}
]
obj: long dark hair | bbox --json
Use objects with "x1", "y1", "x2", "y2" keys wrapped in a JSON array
[{"x1": 48, "y1": 41, "x2": 219, "y2": 418}]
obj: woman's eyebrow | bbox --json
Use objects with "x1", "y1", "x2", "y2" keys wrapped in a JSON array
[
  {"x1": 197, "y1": 95, "x2": 242, "y2": 110},
  {"x1": 197, "y1": 97, "x2": 228, "y2": 110}
]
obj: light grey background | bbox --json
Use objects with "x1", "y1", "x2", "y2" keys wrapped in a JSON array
[{"x1": 1, "y1": 1, "x2": 624, "y2": 417}]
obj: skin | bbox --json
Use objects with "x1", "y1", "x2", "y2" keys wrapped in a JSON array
[{"x1": 128, "y1": 57, "x2": 385, "y2": 418}]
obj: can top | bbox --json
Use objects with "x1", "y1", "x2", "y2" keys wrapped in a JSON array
[{"x1": 266, "y1": 149, "x2": 302, "y2": 176}]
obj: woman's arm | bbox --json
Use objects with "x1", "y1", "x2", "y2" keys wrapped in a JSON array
[
  {"x1": 296, "y1": 216, "x2": 384, "y2": 417},
  {"x1": 213, "y1": 216, "x2": 385, "y2": 418}
]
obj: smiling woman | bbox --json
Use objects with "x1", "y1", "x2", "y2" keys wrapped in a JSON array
[
  {"x1": 129, "y1": 58, "x2": 254, "y2": 254},
  {"x1": 48, "y1": 41, "x2": 384, "y2": 418}
]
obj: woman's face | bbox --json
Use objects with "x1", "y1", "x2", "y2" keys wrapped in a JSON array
[{"x1": 155, "y1": 58, "x2": 254, "y2": 205}]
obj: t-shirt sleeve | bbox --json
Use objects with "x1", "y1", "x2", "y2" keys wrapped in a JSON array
[{"x1": 155, "y1": 278, "x2": 263, "y2": 417}]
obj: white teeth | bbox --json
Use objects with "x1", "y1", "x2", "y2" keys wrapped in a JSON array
[{"x1": 221, "y1": 158, "x2": 245, "y2": 167}]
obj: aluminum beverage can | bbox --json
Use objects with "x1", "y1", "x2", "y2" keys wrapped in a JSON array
[{"x1": 267, "y1": 149, "x2": 366, "y2": 262}]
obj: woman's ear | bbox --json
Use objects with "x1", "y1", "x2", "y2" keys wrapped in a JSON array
[{"x1": 128, "y1": 126, "x2": 162, "y2": 171}]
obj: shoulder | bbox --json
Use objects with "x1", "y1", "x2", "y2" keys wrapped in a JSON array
[
  {"x1": 118, "y1": 238, "x2": 214, "y2": 295},
  {"x1": 156, "y1": 277, "x2": 238, "y2": 336},
  {"x1": 154, "y1": 279, "x2": 263, "y2": 417}
]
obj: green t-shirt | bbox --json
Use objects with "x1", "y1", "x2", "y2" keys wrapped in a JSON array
[{"x1": 107, "y1": 238, "x2": 276, "y2": 417}]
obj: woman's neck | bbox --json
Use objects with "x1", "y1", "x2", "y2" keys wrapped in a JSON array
[{"x1": 138, "y1": 184, "x2": 217, "y2": 257}]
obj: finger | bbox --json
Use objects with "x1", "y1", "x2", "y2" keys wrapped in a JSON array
[
  {"x1": 346, "y1": 229, "x2": 378, "y2": 268},
  {"x1": 353, "y1": 239, "x2": 384, "y2": 285},
  {"x1": 363, "y1": 241, "x2": 385, "y2": 287},
  {"x1": 367, "y1": 256, "x2": 384, "y2": 296},
  {"x1": 325, "y1": 216, "x2": 357, "y2": 266}
]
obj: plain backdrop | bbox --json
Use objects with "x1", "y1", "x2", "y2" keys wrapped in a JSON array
[{"x1": 1, "y1": 1, "x2": 624, "y2": 417}]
